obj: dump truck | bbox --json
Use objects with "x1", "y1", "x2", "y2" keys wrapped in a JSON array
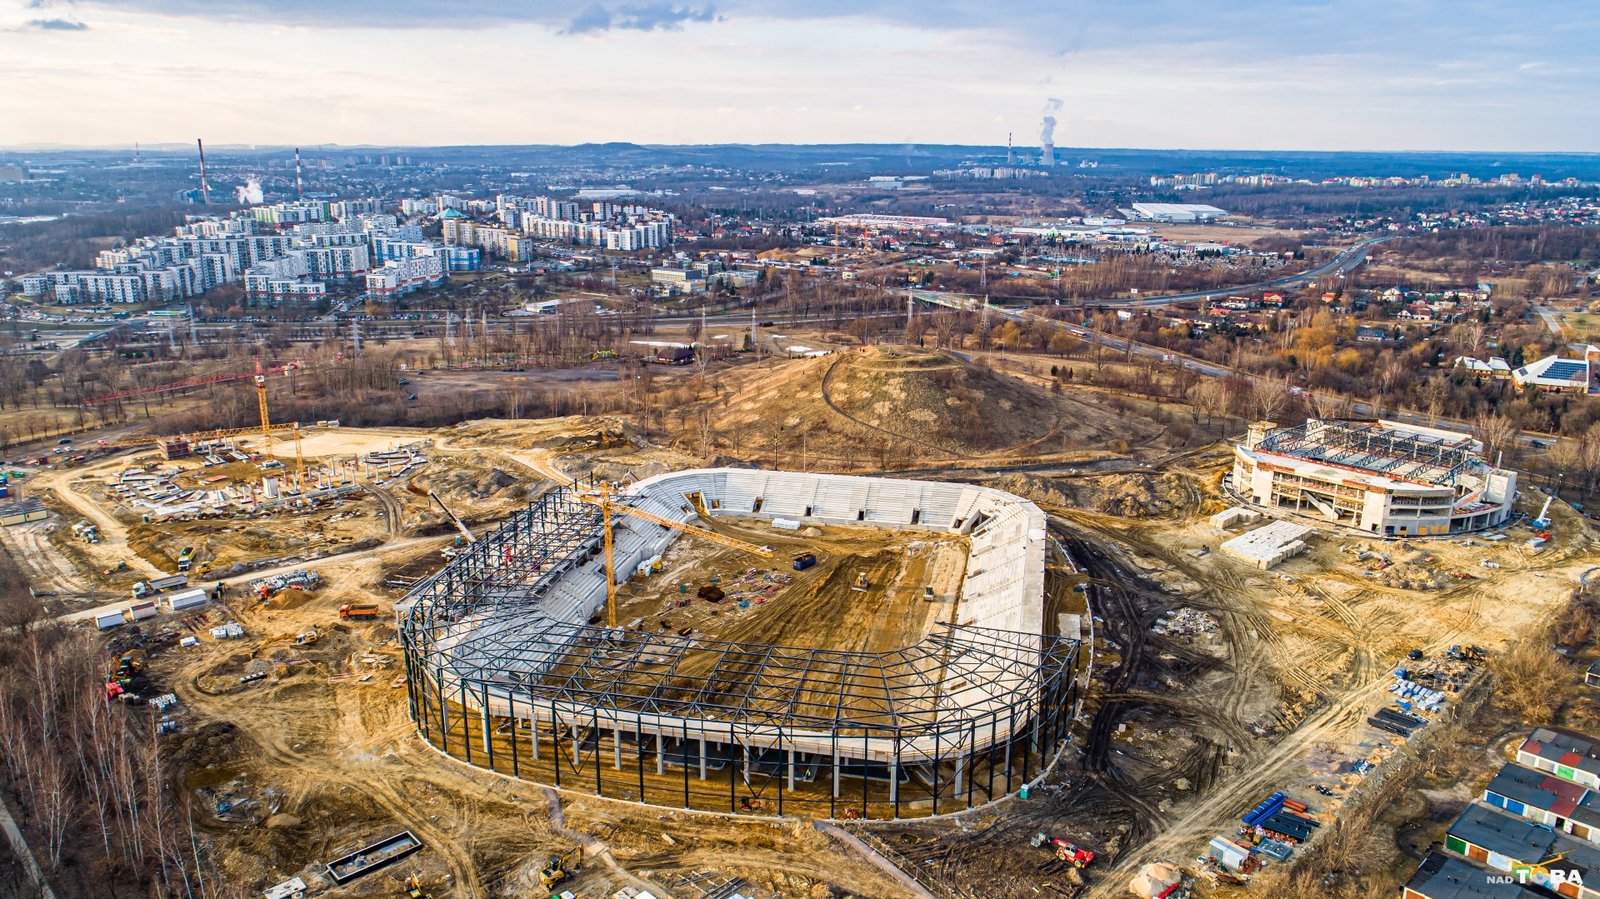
[
  {"x1": 177, "y1": 547, "x2": 196, "y2": 572},
  {"x1": 339, "y1": 603, "x2": 380, "y2": 620},
  {"x1": 132, "y1": 574, "x2": 188, "y2": 599}
]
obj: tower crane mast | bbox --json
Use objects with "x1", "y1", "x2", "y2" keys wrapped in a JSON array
[{"x1": 573, "y1": 483, "x2": 772, "y2": 628}]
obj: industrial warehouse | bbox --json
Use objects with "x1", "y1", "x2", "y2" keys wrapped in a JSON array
[
  {"x1": 1231, "y1": 419, "x2": 1519, "y2": 537},
  {"x1": 396, "y1": 468, "x2": 1080, "y2": 821}
]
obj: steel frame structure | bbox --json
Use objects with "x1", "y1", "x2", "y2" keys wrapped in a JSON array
[
  {"x1": 397, "y1": 486, "x2": 1079, "y2": 820},
  {"x1": 1259, "y1": 419, "x2": 1479, "y2": 487}
]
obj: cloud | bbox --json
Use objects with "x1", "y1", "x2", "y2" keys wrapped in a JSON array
[
  {"x1": 563, "y1": 4, "x2": 611, "y2": 33},
  {"x1": 26, "y1": 17, "x2": 88, "y2": 30},
  {"x1": 564, "y1": 3, "x2": 717, "y2": 34}
]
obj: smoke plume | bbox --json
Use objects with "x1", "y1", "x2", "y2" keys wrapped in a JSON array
[
  {"x1": 1040, "y1": 97, "x2": 1062, "y2": 145},
  {"x1": 236, "y1": 177, "x2": 264, "y2": 205}
]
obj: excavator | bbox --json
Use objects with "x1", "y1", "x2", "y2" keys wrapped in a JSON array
[
  {"x1": 407, "y1": 483, "x2": 476, "y2": 545},
  {"x1": 538, "y1": 849, "x2": 582, "y2": 891},
  {"x1": 572, "y1": 481, "x2": 774, "y2": 628}
]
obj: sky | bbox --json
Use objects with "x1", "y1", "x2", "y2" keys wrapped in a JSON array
[{"x1": 0, "y1": 0, "x2": 1596, "y2": 152}]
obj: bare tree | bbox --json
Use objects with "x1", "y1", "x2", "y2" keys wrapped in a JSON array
[
  {"x1": 1473, "y1": 412, "x2": 1520, "y2": 467},
  {"x1": 1250, "y1": 377, "x2": 1293, "y2": 423}
]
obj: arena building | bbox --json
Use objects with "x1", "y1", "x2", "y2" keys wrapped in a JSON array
[
  {"x1": 1232, "y1": 419, "x2": 1517, "y2": 537},
  {"x1": 397, "y1": 469, "x2": 1080, "y2": 821}
]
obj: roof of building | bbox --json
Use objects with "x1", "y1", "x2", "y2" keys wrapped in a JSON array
[
  {"x1": 1404, "y1": 851, "x2": 1539, "y2": 898},
  {"x1": 1129, "y1": 202, "x2": 1228, "y2": 219},
  {"x1": 1449, "y1": 802, "x2": 1600, "y2": 882},
  {"x1": 1512, "y1": 354, "x2": 1590, "y2": 389},
  {"x1": 1248, "y1": 418, "x2": 1493, "y2": 491},
  {"x1": 1449, "y1": 802, "x2": 1561, "y2": 862},
  {"x1": 1521, "y1": 727, "x2": 1600, "y2": 781},
  {"x1": 1484, "y1": 762, "x2": 1600, "y2": 828},
  {"x1": 1455, "y1": 356, "x2": 1511, "y2": 373},
  {"x1": 0, "y1": 498, "x2": 46, "y2": 517}
]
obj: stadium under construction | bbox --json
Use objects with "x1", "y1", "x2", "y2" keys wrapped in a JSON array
[
  {"x1": 1232, "y1": 419, "x2": 1518, "y2": 537},
  {"x1": 396, "y1": 469, "x2": 1081, "y2": 820}
]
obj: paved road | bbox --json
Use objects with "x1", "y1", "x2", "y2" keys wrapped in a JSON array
[
  {"x1": 58, "y1": 534, "x2": 450, "y2": 625},
  {"x1": 1535, "y1": 303, "x2": 1565, "y2": 336}
]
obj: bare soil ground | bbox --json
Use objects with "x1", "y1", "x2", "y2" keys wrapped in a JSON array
[
  {"x1": 24, "y1": 341, "x2": 1599, "y2": 899},
  {"x1": 613, "y1": 518, "x2": 967, "y2": 652},
  {"x1": 659, "y1": 346, "x2": 1177, "y2": 469},
  {"x1": 875, "y1": 451, "x2": 1597, "y2": 898}
]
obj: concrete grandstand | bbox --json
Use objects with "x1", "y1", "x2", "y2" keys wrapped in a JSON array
[
  {"x1": 1232, "y1": 419, "x2": 1517, "y2": 537},
  {"x1": 397, "y1": 469, "x2": 1080, "y2": 820}
]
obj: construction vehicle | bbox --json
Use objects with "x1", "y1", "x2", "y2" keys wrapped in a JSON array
[
  {"x1": 295, "y1": 626, "x2": 319, "y2": 646},
  {"x1": 1534, "y1": 495, "x2": 1555, "y2": 529},
  {"x1": 537, "y1": 849, "x2": 581, "y2": 891},
  {"x1": 340, "y1": 603, "x2": 380, "y2": 620},
  {"x1": 403, "y1": 872, "x2": 427, "y2": 899},
  {"x1": 177, "y1": 546, "x2": 196, "y2": 572},
  {"x1": 852, "y1": 571, "x2": 870, "y2": 592},
  {"x1": 408, "y1": 484, "x2": 476, "y2": 544},
  {"x1": 118, "y1": 649, "x2": 147, "y2": 677},
  {"x1": 132, "y1": 574, "x2": 188, "y2": 599},
  {"x1": 1030, "y1": 831, "x2": 1094, "y2": 863},
  {"x1": 573, "y1": 481, "x2": 774, "y2": 627},
  {"x1": 1030, "y1": 832, "x2": 1094, "y2": 868}
]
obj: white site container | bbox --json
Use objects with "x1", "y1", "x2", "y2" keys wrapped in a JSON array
[
  {"x1": 165, "y1": 588, "x2": 210, "y2": 612},
  {"x1": 95, "y1": 611, "x2": 126, "y2": 630}
]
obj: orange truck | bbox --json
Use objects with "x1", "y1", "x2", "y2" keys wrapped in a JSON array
[{"x1": 338, "y1": 603, "x2": 380, "y2": 620}]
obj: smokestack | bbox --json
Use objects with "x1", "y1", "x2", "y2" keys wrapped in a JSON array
[
  {"x1": 1007, "y1": 132, "x2": 1013, "y2": 166},
  {"x1": 1040, "y1": 98, "x2": 1062, "y2": 167},
  {"x1": 294, "y1": 147, "x2": 303, "y2": 199},
  {"x1": 196, "y1": 138, "x2": 211, "y2": 204}
]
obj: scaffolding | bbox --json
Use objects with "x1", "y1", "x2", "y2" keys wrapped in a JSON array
[{"x1": 398, "y1": 485, "x2": 1080, "y2": 820}]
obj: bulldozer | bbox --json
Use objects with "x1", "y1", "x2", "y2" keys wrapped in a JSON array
[{"x1": 538, "y1": 849, "x2": 581, "y2": 891}]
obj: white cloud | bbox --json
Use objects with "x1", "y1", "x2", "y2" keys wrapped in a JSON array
[{"x1": 0, "y1": 0, "x2": 1594, "y2": 150}]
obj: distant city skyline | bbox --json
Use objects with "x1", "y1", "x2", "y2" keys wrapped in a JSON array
[{"x1": 1, "y1": 0, "x2": 1596, "y2": 152}]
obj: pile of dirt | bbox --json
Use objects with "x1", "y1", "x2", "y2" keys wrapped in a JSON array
[
  {"x1": 1091, "y1": 472, "x2": 1192, "y2": 517},
  {"x1": 682, "y1": 346, "x2": 1091, "y2": 464},
  {"x1": 993, "y1": 471, "x2": 1193, "y2": 519},
  {"x1": 417, "y1": 465, "x2": 527, "y2": 501},
  {"x1": 1377, "y1": 563, "x2": 1446, "y2": 591},
  {"x1": 823, "y1": 347, "x2": 1061, "y2": 453}
]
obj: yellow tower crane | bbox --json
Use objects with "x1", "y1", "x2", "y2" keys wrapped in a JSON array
[
  {"x1": 573, "y1": 482, "x2": 773, "y2": 628},
  {"x1": 254, "y1": 361, "x2": 273, "y2": 462},
  {"x1": 292, "y1": 422, "x2": 306, "y2": 496}
]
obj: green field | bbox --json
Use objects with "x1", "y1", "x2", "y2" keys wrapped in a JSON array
[{"x1": 1557, "y1": 312, "x2": 1600, "y2": 338}]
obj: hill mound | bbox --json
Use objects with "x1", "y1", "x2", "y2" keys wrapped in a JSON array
[
  {"x1": 699, "y1": 347, "x2": 1085, "y2": 465},
  {"x1": 824, "y1": 347, "x2": 1062, "y2": 453}
]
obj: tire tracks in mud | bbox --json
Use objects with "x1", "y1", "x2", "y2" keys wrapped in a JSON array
[{"x1": 178, "y1": 665, "x2": 488, "y2": 897}]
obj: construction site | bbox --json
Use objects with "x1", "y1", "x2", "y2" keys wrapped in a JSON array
[
  {"x1": 0, "y1": 338, "x2": 1595, "y2": 899},
  {"x1": 397, "y1": 470, "x2": 1081, "y2": 822}
]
